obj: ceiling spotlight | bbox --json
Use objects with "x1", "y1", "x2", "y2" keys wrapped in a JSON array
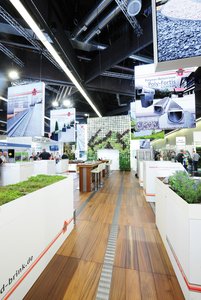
[
  {"x1": 52, "y1": 100, "x2": 59, "y2": 107},
  {"x1": 63, "y1": 99, "x2": 71, "y2": 107},
  {"x1": 84, "y1": 113, "x2": 89, "y2": 117},
  {"x1": 8, "y1": 70, "x2": 19, "y2": 80},
  {"x1": 127, "y1": 0, "x2": 142, "y2": 16}
]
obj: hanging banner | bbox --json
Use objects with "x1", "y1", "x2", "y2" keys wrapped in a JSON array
[
  {"x1": 50, "y1": 108, "x2": 75, "y2": 142},
  {"x1": 7, "y1": 82, "x2": 45, "y2": 137},
  {"x1": 135, "y1": 64, "x2": 196, "y2": 130},
  {"x1": 77, "y1": 124, "x2": 87, "y2": 151}
]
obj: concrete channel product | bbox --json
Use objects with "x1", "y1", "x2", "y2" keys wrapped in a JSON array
[
  {"x1": 154, "y1": 97, "x2": 170, "y2": 114},
  {"x1": 167, "y1": 100, "x2": 184, "y2": 123}
]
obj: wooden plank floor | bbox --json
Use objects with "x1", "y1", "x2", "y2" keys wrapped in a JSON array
[{"x1": 24, "y1": 171, "x2": 184, "y2": 300}]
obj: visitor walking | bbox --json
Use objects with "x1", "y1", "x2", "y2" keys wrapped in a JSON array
[{"x1": 192, "y1": 150, "x2": 200, "y2": 172}]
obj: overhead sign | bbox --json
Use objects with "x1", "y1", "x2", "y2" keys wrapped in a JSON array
[
  {"x1": 152, "y1": 0, "x2": 201, "y2": 71},
  {"x1": 135, "y1": 64, "x2": 196, "y2": 130},
  {"x1": 7, "y1": 82, "x2": 45, "y2": 137},
  {"x1": 50, "y1": 108, "x2": 76, "y2": 142}
]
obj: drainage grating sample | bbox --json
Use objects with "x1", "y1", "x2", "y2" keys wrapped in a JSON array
[{"x1": 96, "y1": 174, "x2": 124, "y2": 300}]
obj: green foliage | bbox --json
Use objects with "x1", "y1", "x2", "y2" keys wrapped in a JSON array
[
  {"x1": 0, "y1": 175, "x2": 65, "y2": 206},
  {"x1": 131, "y1": 130, "x2": 164, "y2": 140},
  {"x1": 168, "y1": 171, "x2": 201, "y2": 204},
  {"x1": 87, "y1": 130, "x2": 131, "y2": 171},
  {"x1": 119, "y1": 152, "x2": 130, "y2": 171}
]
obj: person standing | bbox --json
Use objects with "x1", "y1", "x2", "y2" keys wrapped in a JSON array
[
  {"x1": 176, "y1": 150, "x2": 184, "y2": 164},
  {"x1": 0, "y1": 151, "x2": 7, "y2": 163},
  {"x1": 192, "y1": 150, "x2": 200, "y2": 172},
  {"x1": 39, "y1": 149, "x2": 51, "y2": 160}
]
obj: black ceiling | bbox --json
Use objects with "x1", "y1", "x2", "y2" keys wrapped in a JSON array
[
  {"x1": 0, "y1": 0, "x2": 153, "y2": 123},
  {"x1": 0, "y1": 0, "x2": 200, "y2": 132}
]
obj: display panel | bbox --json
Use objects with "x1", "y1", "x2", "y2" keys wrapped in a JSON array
[
  {"x1": 7, "y1": 82, "x2": 45, "y2": 137},
  {"x1": 50, "y1": 108, "x2": 75, "y2": 142},
  {"x1": 135, "y1": 64, "x2": 196, "y2": 130},
  {"x1": 77, "y1": 124, "x2": 87, "y2": 151},
  {"x1": 130, "y1": 102, "x2": 164, "y2": 140},
  {"x1": 49, "y1": 145, "x2": 59, "y2": 151},
  {"x1": 152, "y1": 0, "x2": 201, "y2": 71}
]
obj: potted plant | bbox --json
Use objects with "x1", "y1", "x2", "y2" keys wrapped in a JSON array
[
  {"x1": 155, "y1": 171, "x2": 201, "y2": 300},
  {"x1": 0, "y1": 175, "x2": 74, "y2": 300}
]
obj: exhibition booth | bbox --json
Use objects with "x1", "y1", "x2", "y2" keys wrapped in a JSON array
[{"x1": 1, "y1": 0, "x2": 201, "y2": 297}]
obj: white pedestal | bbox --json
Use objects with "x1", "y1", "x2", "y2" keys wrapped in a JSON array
[
  {"x1": 56, "y1": 159, "x2": 69, "y2": 174},
  {"x1": 137, "y1": 161, "x2": 144, "y2": 187},
  {"x1": 34, "y1": 160, "x2": 56, "y2": 175},
  {"x1": 0, "y1": 162, "x2": 34, "y2": 186}
]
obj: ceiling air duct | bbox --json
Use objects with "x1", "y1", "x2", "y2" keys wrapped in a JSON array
[{"x1": 127, "y1": 0, "x2": 142, "y2": 16}]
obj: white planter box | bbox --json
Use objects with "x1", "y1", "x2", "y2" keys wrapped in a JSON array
[
  {"x1": 0, "y1": 176, "x2": 74, "y2": 300},
  {"x1": 156, "y1": 178, "x2": 201, "y2": 300},
  {"x1": 0, "y1": 162, "x2": 34, "y2": 186},
  {"x1": 143, "y1": 161, "x2": 184, "y2": 202}
]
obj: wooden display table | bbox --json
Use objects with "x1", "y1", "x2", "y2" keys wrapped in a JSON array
[{"x1": 78, "y1": 162, "x2": 100, "y2": 192}]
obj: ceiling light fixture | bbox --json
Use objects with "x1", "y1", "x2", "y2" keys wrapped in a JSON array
[
  {"x1": 9, "y1": 0, "x2": 102, "y2": 118},
  {"x1": 63, "y1": 99, "x2": 71, "y2": 107},
  {"x1": 8, "y1": 70, "x2": 19, "y2": 80},
  {"x1": 0, "y1": 96, "x2": 8, "y2": 102},
  {"x1": 127, "y1": 0, "x2": 142, "y2": 16},
  {"x1": 52, "y1": 100, "x2": 59, "y2": 107}
]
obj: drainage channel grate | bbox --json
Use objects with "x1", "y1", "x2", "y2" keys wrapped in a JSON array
[{"x1": 96, "y1": 175, "x2": 124, "y2": 300}]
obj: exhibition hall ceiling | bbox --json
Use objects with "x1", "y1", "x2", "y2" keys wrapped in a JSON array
[
  {"x1": 0, "y1": 0, "x2": 200, "y2": 133},
  {"x1": 0, "y1": 0, "x2": 153, "y2": 121}
]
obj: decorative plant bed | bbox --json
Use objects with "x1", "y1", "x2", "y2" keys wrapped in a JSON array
[
  {"x1": 155, "y1": 173, "x2": 201, "y2": 300},
  {"x1": 0, "y1": 175, "x2": 74, "y2": 299}
]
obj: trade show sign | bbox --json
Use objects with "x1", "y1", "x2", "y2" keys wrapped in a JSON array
[
  {"x1": 7, "y1": 82, "x2": 45, "y2": 137},
  {"x1": 77, "y1": 124, "x2": 87, "y2": 151},
  {"x1": 135, "y1": 64, "x2": 196, "y2": 130},
  {"x1": 50, "y1": 108, "x2": 75, "y2": 142},
  {"x1": 152, "y1": 0, "x2": 201, "y2": 71}
]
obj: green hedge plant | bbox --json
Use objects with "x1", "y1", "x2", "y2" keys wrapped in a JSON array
[
  {"x1": 168, "y1": 171, "x2": 201, "y2": 204},
  {"x1": 0, "y1": 175, "x2": 65, "y2": 206}
]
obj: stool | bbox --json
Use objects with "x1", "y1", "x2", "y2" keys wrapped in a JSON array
[
  {"x1": 105, "y1": 160, "x2": 112, "y2": 177},
  {"x1": 91, "y1": 163, "x2": 102, "y2": 190}
]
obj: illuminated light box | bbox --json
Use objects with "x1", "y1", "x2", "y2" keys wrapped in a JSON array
[
  {"x1": 135, "y1": 64, "x2": 196, "y2": 130},
  {"x1": 152, "y1": 0, "x2": 201, "y2": 71}
]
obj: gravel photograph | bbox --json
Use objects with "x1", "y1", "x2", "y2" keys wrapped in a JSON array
[{"x1": 155, "y1": 0, "x2": 201, "y2": 62}]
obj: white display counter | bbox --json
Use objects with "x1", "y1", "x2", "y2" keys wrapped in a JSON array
[
  {"x1": 33, "y1": 160, "x2": 56, "y2": 175},
  {"x1": 0, "y1": 176, "x2": 74, "y2": 300},
  {"x1": 0, "y1": 162, "x2": 34, "y2": 186},
  {"x1": 56, "y1": 159, "x2": 69, "y2": 174},
  {"x1": 68, "y1": 163, "x2": 78, "y2": 172},
  {"x1": 143, "y1": 161, "x2": 185, "y2": 202}
]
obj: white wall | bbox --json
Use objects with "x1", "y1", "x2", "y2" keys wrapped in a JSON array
[{"x1": 97, "y1": 149, "x2": 119, "y2": 170}]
